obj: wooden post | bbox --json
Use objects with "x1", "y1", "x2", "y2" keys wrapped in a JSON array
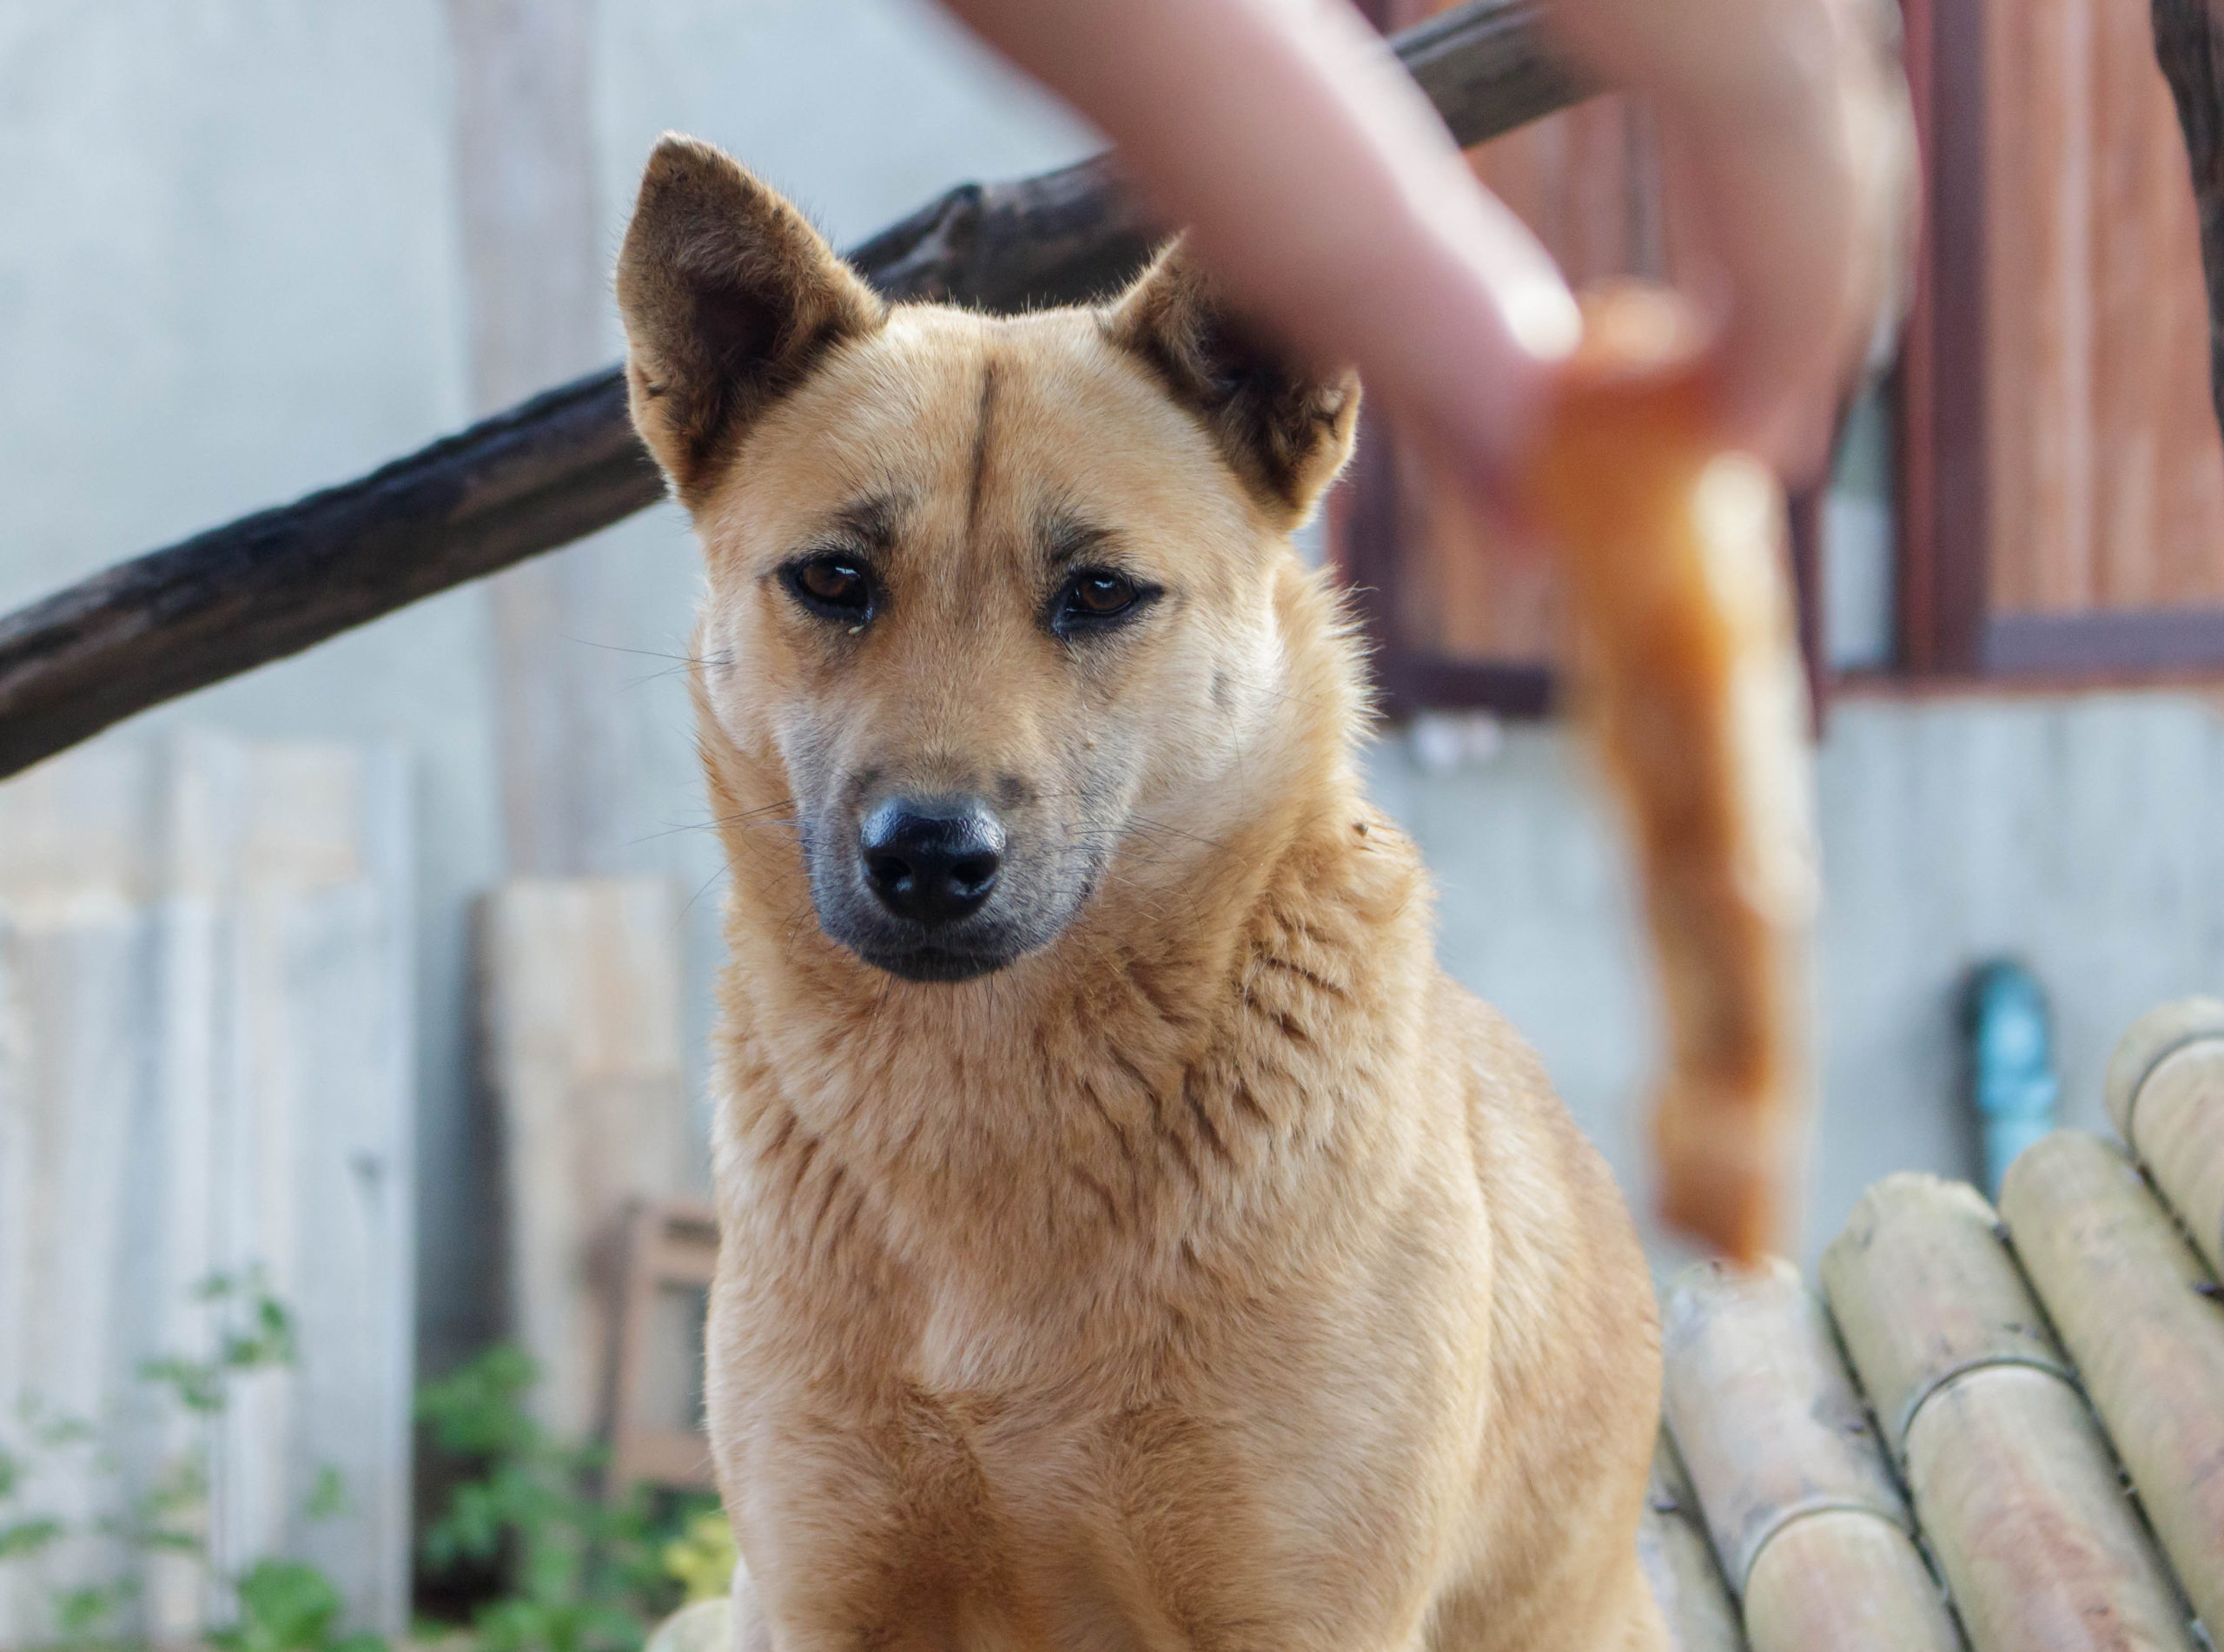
[
  {"x1": 475, "y1": 878, "x2": 698, "y2": 1439},
  {"x1": 1822, "y1": 1172, "x2": 2198, "y2": 1652},
  {"x1": 607, "y1": 1200, "x2": 719, "y2": 1494},
  {"x1": 447, "y1": 0, "x2": 659, "y2": 880}
]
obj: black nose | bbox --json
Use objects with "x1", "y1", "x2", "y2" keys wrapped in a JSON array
[{"x1": 858, "y1": 796, "x2": 1005, "y2": 928}]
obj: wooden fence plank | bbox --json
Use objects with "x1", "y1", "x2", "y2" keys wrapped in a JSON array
[
  {"x1": 2149, "y1": 0, "x2": 2224, "y2": 441},
  {"x1": 476, "y1": 878, "x2": 698, "y2": 1441},
  {"x1": 1981, "y1": 0, "x2": 2224, "y2": 618}
]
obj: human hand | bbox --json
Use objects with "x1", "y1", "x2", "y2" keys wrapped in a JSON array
[{"x1": 1544, "y1": 0, "x2": 1919, "y2": 481}]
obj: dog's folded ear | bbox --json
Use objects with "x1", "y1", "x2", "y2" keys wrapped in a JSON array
[
  {"x1": 616, "y1": 135, "x2": 887, "y2": 505},
  {"x1": 1106, "y1": 241, "x2": 1360, "y2": 527}
]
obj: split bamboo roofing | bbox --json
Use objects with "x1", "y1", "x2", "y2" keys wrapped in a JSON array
[{"x1": 1645, "y1": 995, "x2": 2224, "y2": 1651}]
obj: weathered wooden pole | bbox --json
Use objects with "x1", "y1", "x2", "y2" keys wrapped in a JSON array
[{"x1": 0, "y1": 0, "x2": 1587, "y2": 783}]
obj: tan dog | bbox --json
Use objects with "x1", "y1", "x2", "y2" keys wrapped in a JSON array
[{"x1": 616, "y1": 135, "x2": 1665, "y2": 1652}]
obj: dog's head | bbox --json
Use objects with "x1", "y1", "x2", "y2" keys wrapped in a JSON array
[{"x1": 617, "y1": 137, "x2": 1359, "y2": 983}]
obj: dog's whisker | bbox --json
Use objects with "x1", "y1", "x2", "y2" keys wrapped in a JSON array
[
  {"x1": 679, "y1": 864, "x2": 730, "y2": 920},
  {"x1": 563, "y1": 634, "x2": 737, "y2": 670},
  {"x1": 1129, "y1": 815, "x2": 1231, "y2": 855}
]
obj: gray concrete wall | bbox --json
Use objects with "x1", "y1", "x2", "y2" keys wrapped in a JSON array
[{"x1": 3, "y1": 0, "x2": 2221, "y2": 1379}]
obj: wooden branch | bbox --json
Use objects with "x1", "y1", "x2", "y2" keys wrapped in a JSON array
[
  {"x1": 0, "y1": 0, "x2": 1590, "y2": 782},
  {"x1": 2154, "y1": 0, "x2": 2224, "y2": 439}
]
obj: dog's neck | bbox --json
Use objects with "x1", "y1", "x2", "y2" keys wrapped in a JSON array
[{"x1": 698, "y1": 562, "x2": 1435, "y2": 1268}]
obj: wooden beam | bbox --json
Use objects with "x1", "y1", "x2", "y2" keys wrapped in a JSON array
[{"x1": 0, "y1": 0, "x2": 1591, "y2": 783}]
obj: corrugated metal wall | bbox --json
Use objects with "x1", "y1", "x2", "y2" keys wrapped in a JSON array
[{"x1": 0, "y1": 732, "x2": 414, "y2": 1641}]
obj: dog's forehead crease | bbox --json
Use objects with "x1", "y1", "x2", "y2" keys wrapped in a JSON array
[
  {"x1": 735, "y1": 336, "x2": 1194, "y2": 584},
  {"x1": 781, "y1": 313, "x2": 1195, "y2": 483}
]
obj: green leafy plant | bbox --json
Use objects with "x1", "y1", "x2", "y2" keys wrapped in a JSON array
[
  {"x1": 657, "y1": 1513, "x2": 734, "y2": 1609},
  {"x1": 0, "y1": 1272, "x2": 375, "y2": 1652},
  {"x1": 416, "y1": 1348, "x2": 716, "y2": 1652},
  {"x1": 138, "y1": 1274, "x2": 298, "y2": 1416},
  {"x1": 5, "y1": 1286, "x2": 725, "y2": 1652},
  {"x1": 213, "y1": 1560, "x2": 386, "y2": 1652}
]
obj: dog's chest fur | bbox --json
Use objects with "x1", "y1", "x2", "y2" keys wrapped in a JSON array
[{"x1": 705, "y1": 804, "x2": 1507, "y2": 1644}]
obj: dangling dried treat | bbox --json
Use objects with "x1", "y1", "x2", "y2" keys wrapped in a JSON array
[{"x1": 1526, "y1": 283, "x2": 1819, "y2": 1262}]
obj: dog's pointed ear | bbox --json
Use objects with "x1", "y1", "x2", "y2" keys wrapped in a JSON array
[
  {"x1": 616, "y1": 135, "x2": 886, "y2": 505},
  {"x1": 1105, "y1": 241, "x2": 1360, "y2": 526}
]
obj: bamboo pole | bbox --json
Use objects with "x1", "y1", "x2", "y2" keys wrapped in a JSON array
[
  {"x1": 2103, "y1": 997, "x2": 2224, "y2": 1278},
  {"x1": 1741, "y1": 1514, "x2": 1957, "y2": 1652},
  {"x1": 1660, "y1": 1259, "x2": 1962, "y2": 1652},
  {"x1": 1910, "y1": 1374, "x2": 2196, "y2": 1652},
  {"x1": 2001, "y1": 1131, "x2": 2224, "y2": 1640},
  {"x1": 1818, "y1": 1173, "x2": 2073, "y2": 1446},
  {"x1": 1823, "y1": 1173, "x2": 2199, "y2": 1652},
  {"x1": 1637, "y1": 1430, "x2": 1748, "y2": 1652}
]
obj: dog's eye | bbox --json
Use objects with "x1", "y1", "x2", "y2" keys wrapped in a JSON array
[
  {"x1": 1060, "y1": 571, "x2": 1140, "y2": 623},
  {"x1": 785, "y1": 555, "x2": 873, "y2": 621}
]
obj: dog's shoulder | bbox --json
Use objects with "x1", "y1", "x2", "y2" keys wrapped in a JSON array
[{"x1": 1435, "y1": 975, "x2": 1655, "y2": 1327}]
